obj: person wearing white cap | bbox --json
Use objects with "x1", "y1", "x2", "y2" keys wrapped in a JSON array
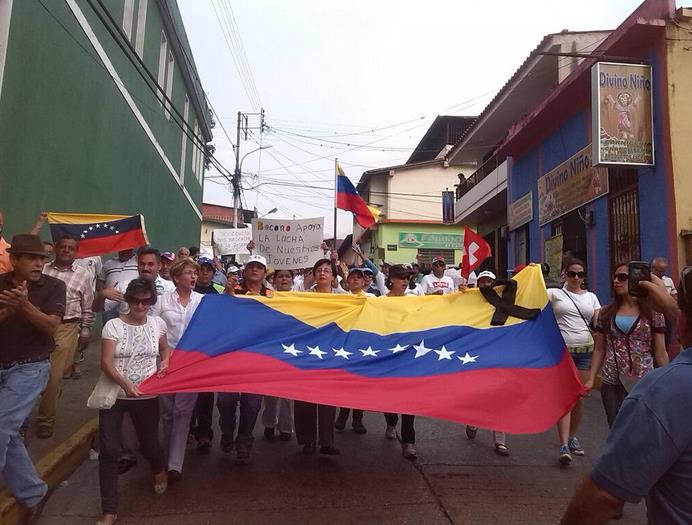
[
  {"x1": 463, "y1": 270, "x2": 510, "y2": 456},
  {"x1": 224, "y1": 265, "x2": 240, "y2": 295},
  {"x1": 419, "y1": 256, "x2": 456, "y2": 295},
  {"x1": 216, "y1": 253, "x2": 268, "y2": 463}
]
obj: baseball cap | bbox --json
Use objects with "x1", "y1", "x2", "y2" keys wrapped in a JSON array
[
  {"x1": 226, "y1": 265, "x2": 240, "y2": 275},
  {"x1": 432, "y1": 256, "x2": 446, "y2": 265},
  {"x1": 348, "y1": 267, "x2": 364, "y2": 276},
  {"x1": 246, "y1": 254, "x2": 267, "y2": 269},
  {"x1": 362, "y1": 268, "x2": 373, "y2": 275},
  {"x1": 197, "y1": 256, "x2": 214, "y2": 269},
  {"x1": 161, "y1": 251, "x2": 176, "y2": 261},
  {"x1": 477, "y1": 270, "x2": 496, "y2": 281}
]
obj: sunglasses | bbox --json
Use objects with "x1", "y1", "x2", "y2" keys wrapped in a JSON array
[
  {"x1": 566, "y1": 271, "x2": 585, "y2": 279},
  {"x1": 613, "y1": 273, "x2": 629, "y2": 282},
  {"x1": 129, "y1": 298, "x2": 153, "y2": 306},
  {"x1": 432, "y1": 262, "x2": 445, "y2": 267}
]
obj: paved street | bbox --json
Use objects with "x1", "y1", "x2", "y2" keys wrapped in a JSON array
[{"x1": 38, "y1": 395, "x2": 646, "y2": 524}]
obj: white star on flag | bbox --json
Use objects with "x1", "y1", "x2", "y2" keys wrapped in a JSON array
[
  {"x1": 115, "y1": 230, "x2": 120, "y2": 234},
  {"x1": 458, "y1": 352, "x2": 479, "y2": 365},
  {"x1": 307, "y1": 345, "x2": 327, "y2": 359},
  {"x1": 96, "y1": 224, "x2": 101, "y2": 228},
  {"x1": 88, "y1": 226, "x2": 93, "y2": 230},
  {"x1": 359, "y1": 346, "x2": 379, "y2": 357},
  {"x1": 434, "y1": 346, "x2": 455, "y2": 360},
  {"x1": 80, "y1": 234, "x2": 86, "y2": 239},
  {"x1": 388, "y1": 344, "x2": 408, "y2": 354},
  {"x1": 413, "y1": 340, "x2": 434, "y2": 358},
  {"x1": 333, "y1": 347, "x2": 352, "y2": 359},
  {"x1": 282, "y1": 343, "x2": 301, "y2": 357}
]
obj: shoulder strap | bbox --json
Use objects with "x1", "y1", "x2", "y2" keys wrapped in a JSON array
[{"x1": 561, "y1": 289, "x2": 591, "y2": 331}]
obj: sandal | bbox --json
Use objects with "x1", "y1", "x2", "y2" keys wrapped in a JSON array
[
  {"x1": 153, "y1": 471, "x2": 168, "y2": 495},
  {"x1": 96, "y1": 514, "x2": 118, "y2": 525},
  {"x1": 495, "y1": 443, "x2": 510, "y2": 456}
]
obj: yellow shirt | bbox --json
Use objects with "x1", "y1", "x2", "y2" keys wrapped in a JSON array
[{"x1": 0, "y1": 237, "x2": 11, "y2": 274}]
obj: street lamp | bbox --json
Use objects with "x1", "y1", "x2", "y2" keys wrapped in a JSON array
[
  {"x1": 260, "y1": 208, "x2": 278, "y2": 219},
  {"x1": 233, "y1": 144, "x2": 273, "y2": 228}
]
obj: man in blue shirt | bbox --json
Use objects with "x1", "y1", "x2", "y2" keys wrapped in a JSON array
[{"x1": 561, "y1": 271, "x2": 692, "y2": 524}]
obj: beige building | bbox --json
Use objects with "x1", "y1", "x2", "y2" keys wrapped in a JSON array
[{"x1": 199, "y1": 203, "x2": 252, "y2": 257}]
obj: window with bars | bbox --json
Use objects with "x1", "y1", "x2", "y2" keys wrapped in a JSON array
[{"x1": 608, "y1": 168, "x2": 640, "y2": 271}]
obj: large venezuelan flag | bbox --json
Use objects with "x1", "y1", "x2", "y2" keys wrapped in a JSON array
[
  {"x1": 140, "y1": 265, "x2": 582, "y2": 433},
  {"x1": 47, "y1": 212, "x2": 148, "y2": 257}
]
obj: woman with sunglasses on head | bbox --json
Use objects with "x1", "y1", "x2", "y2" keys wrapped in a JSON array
[
  {"x1": 381, "y1": 264, "x2": 418, "y2": 459},
  {"x1": 547, "y1": 259, "x2": 601, "y2": 465},
  {"x1": 586, "y1": 262, "x2": 668, "y2": 427},
  {"x1": 293, "y1": 259, "x2": 340, "y2": 455},
  {"x1": 96, "y1": 278, "x2": 170, "y2": 525}
]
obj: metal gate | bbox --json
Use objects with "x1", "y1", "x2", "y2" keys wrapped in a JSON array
[{"x1": 608, "y1": 168, "x2": 640, "y2": 270}]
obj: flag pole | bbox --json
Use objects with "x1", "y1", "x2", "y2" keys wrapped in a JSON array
[{"x1": 333, "y1": 158, "x2": 338, "y2": 252}]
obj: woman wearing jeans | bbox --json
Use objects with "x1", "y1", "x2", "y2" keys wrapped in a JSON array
[
  {"x1": 547, "y1": 259, "x2": 600, "y2": 465},
  {"x1": 586, "y1": 262, "x2": 668, "y2": 427},
  {"x1": 97, "y1": 278, "x2": 170, "y2": 525}
]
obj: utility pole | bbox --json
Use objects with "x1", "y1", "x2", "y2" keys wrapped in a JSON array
[{"x1": 232, "y1": 109, "x2": 266, "y2": 228}]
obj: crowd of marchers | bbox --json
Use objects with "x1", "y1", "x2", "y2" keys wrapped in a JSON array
[{"x1": 1, "y1": 209, "x2": 691, "y2": 525}]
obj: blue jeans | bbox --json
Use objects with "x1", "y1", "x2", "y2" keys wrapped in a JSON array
[
  {"x1": 216, "y1": 393, "x2": 262, "y2": 454},
  {"x1": 0, "y1": 360, "x2": 50, "y2": 506}
]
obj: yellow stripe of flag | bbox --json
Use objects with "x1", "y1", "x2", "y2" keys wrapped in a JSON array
[{"x1": 47, "y1": 212, "x2": 130, "y2": 225}]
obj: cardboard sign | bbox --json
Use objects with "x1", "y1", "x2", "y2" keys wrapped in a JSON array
[
  {"x1": 213, "y1": 228, "x2": 252, "y2": 256},
  {"x1": 251, "y1": 217, "x2": 324, "y2": 270}
]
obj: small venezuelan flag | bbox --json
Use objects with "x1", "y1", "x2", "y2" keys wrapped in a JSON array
[
  {"x1": 141, "y1": 265, "x2": 583, "y2": 434},
  {"x1": 47, "y1": 212, "x2": 148, "y2": 257},
  {"x1": 336, "y1": 163, "x2": 380, "y2": 229}
]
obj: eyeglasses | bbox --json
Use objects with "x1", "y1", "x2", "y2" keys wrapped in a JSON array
[
  {"x1": 129, "y1": 298, "x2": 153, "y2": 306},
  {"x1": 315, "y1": 267, "x2": 333, "y2": 274},
  {"x1": 566, "y1": 271, "x2": 586, "y2": 279},
  {"x1": 613, "y1": 273, "x2": 629, "y2": 282}
]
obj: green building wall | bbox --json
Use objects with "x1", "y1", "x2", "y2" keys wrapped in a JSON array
[{"x1": 0, "y1": 0, "x2": 209, "y2": 250}]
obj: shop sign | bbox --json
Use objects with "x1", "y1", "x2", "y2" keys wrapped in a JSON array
[
  {"x1": 537, "y1": 144, "x2": 608, "y2": 226},
  {"x1": 544, "y1": 234, "x2": 564, "y2": 284},
  {"x1": 508, "y1": 192, "x2": 533, "y2": 231},
  {"x1": 591, "y1": 62, "x2": 654, "y2": 166},
  {"x1": 398, "y1": 232, "x2": 462, "y2": 250}
]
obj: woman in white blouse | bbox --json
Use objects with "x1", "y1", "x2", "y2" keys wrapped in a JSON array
[{"x1": 97, "y1": 278, "x2": 170, "y2": 525}]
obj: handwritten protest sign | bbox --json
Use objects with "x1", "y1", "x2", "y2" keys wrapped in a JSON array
[
  {"x1": 251, "y1": 217, "x2": 324, "y2": 270},
  {"x1": 213, "y1": 228, "x2": 252, "y2": 256}
]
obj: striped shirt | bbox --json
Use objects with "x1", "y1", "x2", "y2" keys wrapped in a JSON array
[
  {"x1": 43, "y1": 262, "x2": 95, "y2": 337},
  {"x1": 100, "y1": 255, "x2": 139, "y2": 289}
]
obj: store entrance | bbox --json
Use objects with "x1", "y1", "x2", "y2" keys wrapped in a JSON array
[{"x1": 551, "y1": 209, "x2": 587, "y2": 264}]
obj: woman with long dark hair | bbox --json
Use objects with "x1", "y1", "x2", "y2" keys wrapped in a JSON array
[{"x1": 586, "y1": 262, "x2": 669, "y2": 427}]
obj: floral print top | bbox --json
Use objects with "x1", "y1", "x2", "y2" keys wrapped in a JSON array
[{"x1": 595, "y1": 311, "x2": 665, "y2": 385}]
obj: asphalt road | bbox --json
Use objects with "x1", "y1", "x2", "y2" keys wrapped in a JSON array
[{"x1": 37, "y1": 394, "x2": 646, "y2": 524}]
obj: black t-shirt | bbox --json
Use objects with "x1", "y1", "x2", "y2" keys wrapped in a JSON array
[
  {"x1": 0, "y1": 272, "x2": 66, "y2": 365},
  {"x1": 194, "y1": 283, "x2": 220, "y2": 295}
]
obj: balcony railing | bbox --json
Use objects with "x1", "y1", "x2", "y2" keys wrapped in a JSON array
[{"x1": 455, "y1": 154, "x2": 506, "y2": 200}]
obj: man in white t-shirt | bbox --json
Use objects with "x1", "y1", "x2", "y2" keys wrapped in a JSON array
[
  {"x1": 419, "y1": 256, "x2": 456, "y2": 295},
  {"x1": 652, "y1": 256, "x2": 677, "y2": 349}
]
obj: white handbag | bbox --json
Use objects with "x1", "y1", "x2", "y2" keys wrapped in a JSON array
[{"x1": 87, "y1": 327, "x2": 146, "y2": 410}]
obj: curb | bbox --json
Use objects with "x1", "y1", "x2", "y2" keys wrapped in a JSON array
[{"x1": 0, "y1": 417, "x2": 98, "y2": 525}]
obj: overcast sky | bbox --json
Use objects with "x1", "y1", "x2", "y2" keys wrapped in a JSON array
[{"x1": 178, "y1": 0, "x2": 646, "y2": 238}]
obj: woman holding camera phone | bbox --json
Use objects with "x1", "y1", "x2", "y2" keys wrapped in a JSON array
[{"x1": 586, "y1": 262, "x2": 669, "y2": 427}]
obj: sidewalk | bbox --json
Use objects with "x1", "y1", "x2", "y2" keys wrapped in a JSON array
[{"x1": 0, "y1": 338, "x2": 101, "y2": 523}]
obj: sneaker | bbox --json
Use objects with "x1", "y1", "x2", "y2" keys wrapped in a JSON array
[
  {"x1": 559, "y1": 445, "x2": 572, "y2": 465},
  {"x1": 568, "y1": 436, "x2": 585, "y2": 456},
  {"x1": 196, "y1": 436, "x2": 212, "y2": 454},
  {"x1": 384, "y1": 425, "x2": 397, "y2": 440},
  {"x1": 465, "y1": 425, "x2": 478, "y2": 440},
  {"x1": 402, "y1": 442, "x2": 417, "y2": 459},
  {"x1": 352, "y1": 419, "x2": 367, "y2": 434},
  {"x1": 494, "y1": 443, "x2": 510, "y2": 457},
  {"x1": 334, "y1": 413, "x2": 348, "y2": 432},
  {"x1": 220, "y1": 435, "x2": 234, "y2": 453}
]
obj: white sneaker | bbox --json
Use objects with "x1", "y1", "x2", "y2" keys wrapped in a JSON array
[
  {"x1": 402, "y1": 442, "x2": 417, "y2": 459},
  {"x1": 384, "y1": 425, "x2": 396, "y2": 440}
]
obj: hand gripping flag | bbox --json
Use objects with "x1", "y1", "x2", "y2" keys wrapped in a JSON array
[
  {"x1": 336, "y1": 163, "x2": 380, "y2": 229},
  {"x1": 47, "y1": 212, "x2": 148, "y2": 257},
  {"x1": 141, "y1": 265, "x2": 582, "y2": 433},
  {"x1": 462, "y1": 227, "x2": 492, "y2": 278}
]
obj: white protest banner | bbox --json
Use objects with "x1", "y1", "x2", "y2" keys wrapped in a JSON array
[
  {"x1": 252, "y1": 217, "x2": 324, "y2": 270},
  {"x1": 213, "y1": 228, "x2": 252, "y2": 256}
]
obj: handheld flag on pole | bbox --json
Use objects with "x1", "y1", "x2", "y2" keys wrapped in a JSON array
[
  {"x1": 335, "y1": 162, "x2": 380, "y2": 229},
  {"x1": 47, "y1": 212, "x2": 148, "y2": 257},
  {"x1": 462, "y1": 227, "x2": 492, "y2": 278},
  {"x1": 140, "y1": 265, "x2": 583, "y2": 434}
]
